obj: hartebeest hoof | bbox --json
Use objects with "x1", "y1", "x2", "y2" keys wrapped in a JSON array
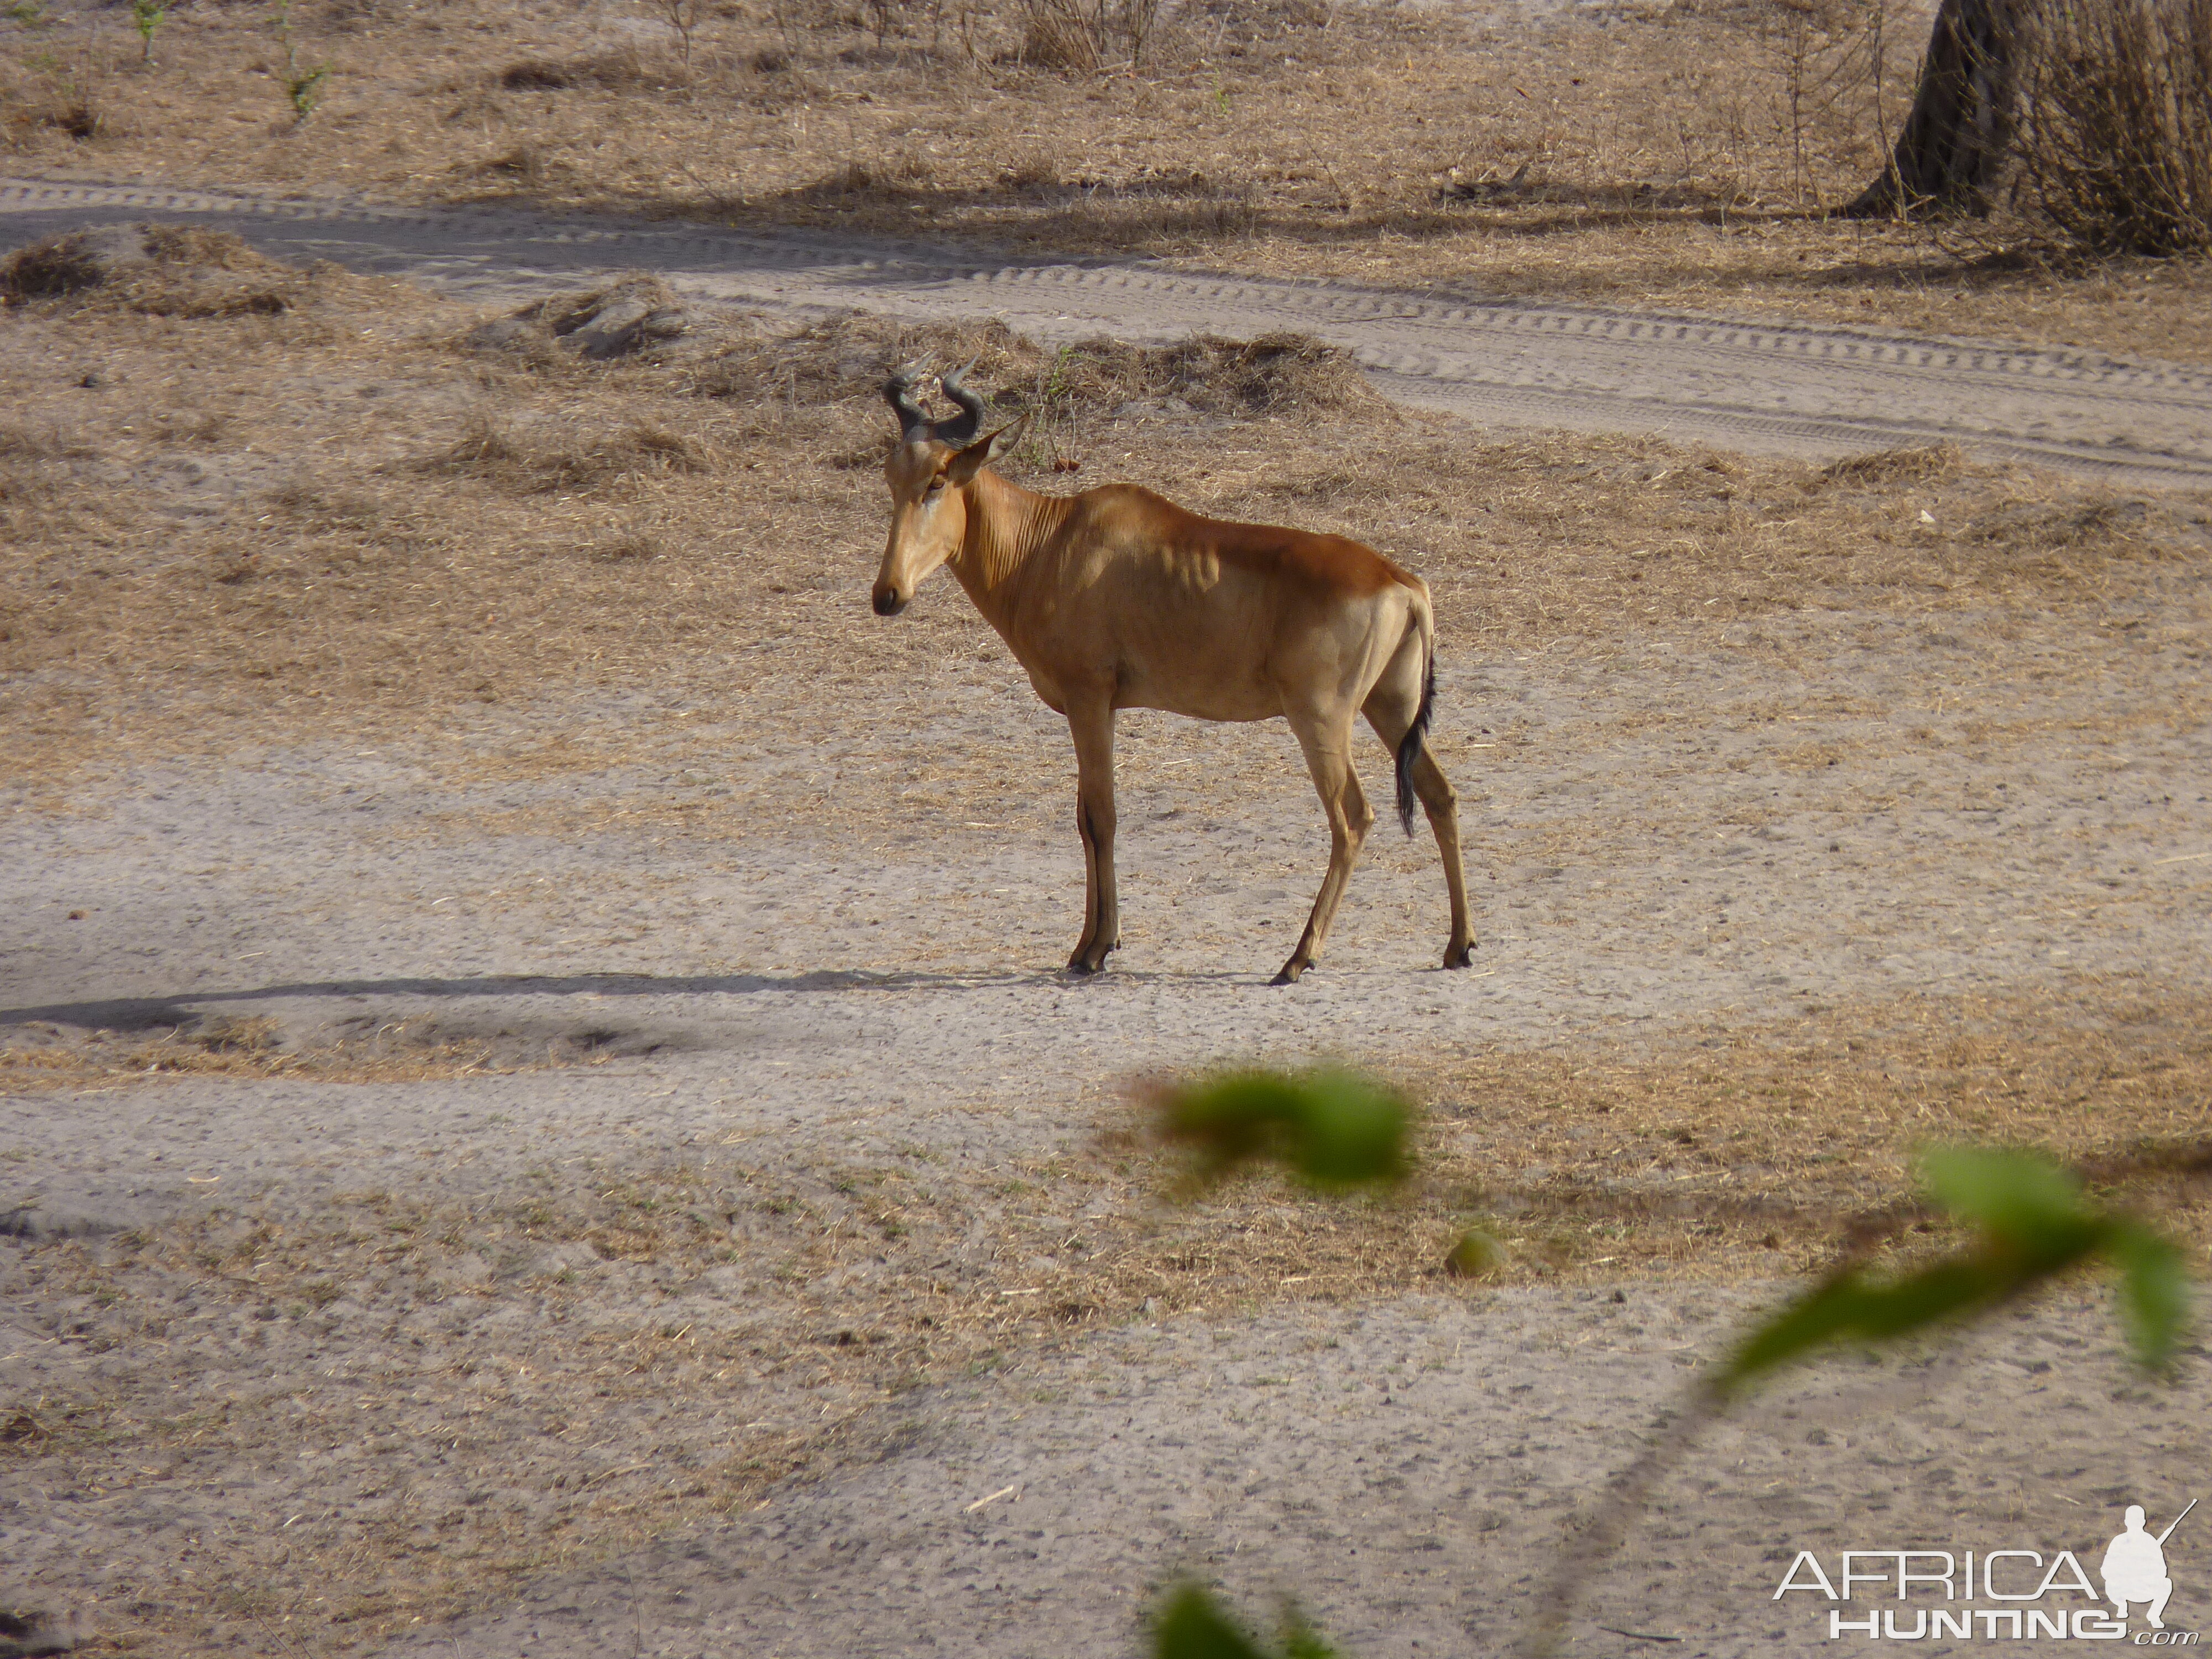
[
  {"x1": 1443, "y1": 941, "x2": 1477, "y2": 969},
  {"x1": 1270, "y1": 961, "x2": 1308, "y2": 987}
]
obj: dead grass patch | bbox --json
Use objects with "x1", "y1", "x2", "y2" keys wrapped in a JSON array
[
  {"x1": 1391, "y1": 981, "x2": 2212, "y2": 1277},
  {"x1": 690, "y1": 314, "x2": 1384, "y2": 421},
  {"x1": 1815, "y1": 441, "x2": 1966, "y2": 488},
  {"x1": 1073, "y1": 980, "x2": 2212, "y2": 1313},
  {"x1": 1, "y1": 223, "x2": 400, "y2": 326},
  {"x1": 0, "y1": 1013, "x2": 619, "y2": 1092},
  {"x1": 0, "y1": 48, "x2": 118, "y2": 147},
  {"x1": 495, "y1": 51, "x2": 663, "y2": 93},
  {"x1": 466, "y1": 275, "x2": 706, "y2": 364},
  {"x1": 6, "y1": 225, "x2": 284, "y2": 315},
  {"x1": 424, "y1": 410, "x2": 718, "y2": 494}
]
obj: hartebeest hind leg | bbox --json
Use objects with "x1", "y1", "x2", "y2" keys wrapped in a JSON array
[
  {"x1": 1066, "y1": 692, "x2": 1121, "y2": 975},
  {"x1": 1273, "y1": 711, "x2": 1375, "y2": 985},
  {"x1": 1361, "y1": 699, "x2": 1477, "y2": 969}
]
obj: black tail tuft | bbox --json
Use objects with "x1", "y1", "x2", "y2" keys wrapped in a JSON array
[{"x1": 1394, "y1": 650, "x2": 1435, "y2": 837}]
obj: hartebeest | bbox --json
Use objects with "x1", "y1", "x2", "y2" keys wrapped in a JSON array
[{"x1": 872, "y1": 366, "x2": 1475, "y2": 984}]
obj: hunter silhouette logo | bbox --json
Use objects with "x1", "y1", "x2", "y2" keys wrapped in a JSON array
[
  {"x1": 1772, "y1": 1499, "x2": 2200, "y2": 1641},
  {"x1": 2105, "y1": 1503, "x2": 2194, "y2": 1631}
]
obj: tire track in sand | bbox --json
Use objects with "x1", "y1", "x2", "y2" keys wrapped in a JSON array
[{"x1": 7, "y1": 175, "x2": 2211, "y2": 487}]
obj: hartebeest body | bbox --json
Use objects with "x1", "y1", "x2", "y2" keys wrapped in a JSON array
[{"x1": 872, "y1": 369, "x2": 1474, "y2": 984}]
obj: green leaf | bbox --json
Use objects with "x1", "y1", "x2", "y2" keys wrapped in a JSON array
[
  {"x1": 1155, "y1": 1584, "x2": 1270, "y2": 1659},
  {"x1": 1725, "y1": 1144, "x2": 2190, "y2": 1389},
  {"x1": 1917, "y1": 1147, "x2": 2088, "y2": 1247},
  {"x1": 1288, "y1": 1071, "x2": 1411, "y2": 1188},
  {"x1": 1280, "y1": 1605, "x2": 1344, "y2": 1659},
  {"x1": 1725, "y1": 1258, "x2": 2012, "y2": 1385},
  {"x1": 2112, "y1": 1222, "x2": 2189, "y2": 1369},
  {"x1": 1157, "y1": 1069, "x2": 1411, "y2": 1191}
]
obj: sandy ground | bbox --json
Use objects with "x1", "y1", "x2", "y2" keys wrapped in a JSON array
[
  {"x1": 358, "y1": 1289, "x2": 2209, "y2": 1659},
  {"x1": 6, "y1": 604, "x2": 2211, "y2": 1654},
  {"x1": 6, "y1": 177, "x2": 2212, "y2": 487}
]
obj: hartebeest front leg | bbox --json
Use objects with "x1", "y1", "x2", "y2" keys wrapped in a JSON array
[
  {"x1": 1274, "y1": 711, "x2": 1374, "y2": 985},
  {"x1": 1066, "y1": 692, "x2": 1120, "y2": 975}
]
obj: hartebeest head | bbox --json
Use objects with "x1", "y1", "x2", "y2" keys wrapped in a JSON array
[{"x1": 873, "y1": 363, "x2": 1024, "y2": 617}]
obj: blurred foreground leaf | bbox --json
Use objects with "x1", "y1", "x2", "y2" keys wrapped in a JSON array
[
  {"x1": 1279, "y1": 1608, "x2": 1343, "y2": 1659},
  {"x1": 2114, "y1": 1223, "x2": 2189, "y2": 1369},
  {"x1": 1723, "y1": 1146, "x2": 2192, "y2": 1389},
  {"x1": 1917, "y1": 1146, "x2": 2099, "y2": 1254},
  {"x1": 1156, "y1": 1068, "x2": 1411, "y2": 1192},
  {"x1": 1155, "y1": 1584, "x2": 1269, "y2": 1659},
  {"x1": 1154, "y1": 1583, "x2": 1341, "y2": 1659}
]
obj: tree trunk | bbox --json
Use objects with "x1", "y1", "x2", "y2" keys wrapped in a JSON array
[{"x1": 1846, "y1": 0, "x2": 2018, "y2": 217}]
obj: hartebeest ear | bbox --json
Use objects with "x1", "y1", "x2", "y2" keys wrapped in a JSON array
[{"x1": 943, "y1": 416, "x2": 1029, "y2": 487}]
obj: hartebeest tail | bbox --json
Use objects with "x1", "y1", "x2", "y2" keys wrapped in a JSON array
[
  {"x1": 872, "y1": 365, "x2": 1478, "y2": 983},
  {"x1": 1392, "y1": 610, "x2": 1437, "y2": 839}
]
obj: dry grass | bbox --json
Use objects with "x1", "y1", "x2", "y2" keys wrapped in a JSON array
[
  {"x1": 5, "y1": 245, "x2": 2206, "y2": 797},
  {"x1": 7, "y1": 0, "x2": 2212, "y2": 362},
  {"x1": 424, "y1": 409, "x2": 719, "y2": 493},
  {"x1": 691, "y1": 314, "x2": 1386, "y2": 422},
  {"x1": 0, "y1": 223, "x2": 366, "y2": 318},
  {"x1": 0, "y1": 1013, "x2": 632, "y2": 1092},
  {"x1": 1099, "y1": 979, "x2": 2212, "y2": 1310},
  {"x1": 7, "y1": 982, "x2": 2208, "y2": 1651},
  {"x1": 1394, "y1": 980, "x2": 2212, "y2": 1276},
  {"x1": 2013, "y1": 0, "x2": 2212, "y2": 257}
]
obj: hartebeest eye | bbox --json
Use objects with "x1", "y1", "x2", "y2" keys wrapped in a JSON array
[{"x1": 925, "y1": 473, "x2": 947, "y2": 494}]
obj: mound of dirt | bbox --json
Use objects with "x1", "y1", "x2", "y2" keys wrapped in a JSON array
[
  {"x1": 1815, "y1": 441, "x2": 1964, "y2": 488},
  {"x1": 690, "y1": 314, "x2": 1387, "y2": 423},
  {"x1": 466, "y1": 275, "x2": 704, "y2": 362},
  {"x1": 0, "y1": 223, "x2": 331, "y2": 318},
  {"x1": 1071, "y1": 330, "x2": 1387, "y2": 418}
]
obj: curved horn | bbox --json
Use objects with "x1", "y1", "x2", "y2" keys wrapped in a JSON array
[
  {"x1": 884, "y1": 371, "x2": 932, "y2": 439},
  {"x1": 934, "y1": 359, "x2": 987, "y2": 446}
]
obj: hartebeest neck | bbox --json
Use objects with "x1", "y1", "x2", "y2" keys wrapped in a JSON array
[{"x1": 945, "y1": 468, "x2": 1073, "y2": 632}]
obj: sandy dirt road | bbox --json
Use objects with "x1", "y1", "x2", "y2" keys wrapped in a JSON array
[{"x1": 7, "y1": 175, "x2": 2212, "y2": 487}]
